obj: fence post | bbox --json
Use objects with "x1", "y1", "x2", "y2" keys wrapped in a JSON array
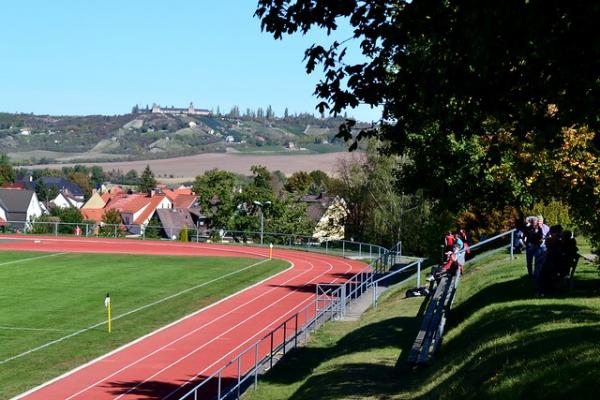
[
  {"x1": 270, "y1": 331, "x2": 274, "y2": 370},
  {"x1": 217, "y1": 370, "x2": 222, "y2": 399},
  {"x1": 370, "y1": 245, "x2": 372, "y2": 258},
  {"x1": 417, "y1": 261, "x2": 422, "y2": 287},
  {"x1": 342, "y1": 241, "x2": 345, "y2": 257},
  {"x1": 237, "y1": 357, "x2": 241, "y2": 399},
  {"x1": 294, "y1": 313, "x2": 299, "y2": 348},
  {"x1": 325, "y1": 240, "x2": 328, "y2": 253},
  {"x1": 54, "y1": 222, "x2": 58, "y2": 236},
  {"x1": 254, "y1": 342, "x2": 259, "y2": 388},
  {"x1": 510, "y1": 230, "x2": 514, "y2": 259},
  {"x1": 359, "y1": 243, "x2": 362, "y2": 258},
  {"x1": 114, "y1": 225, "x2": 117, "y2": 238},
  {"x1": 85, "y1": 224, "x2": 89, "y2": 237},
  {"x1": 372, "y1": 281, "x2": 377, "y2": 307}
]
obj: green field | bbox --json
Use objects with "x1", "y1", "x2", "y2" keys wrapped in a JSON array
[
  {"x1": 246, "y1": 249, "x2": 600, "y2": 399},
  {"x1": 0, "y1": 251, "x2": 288, "y2": 399}
]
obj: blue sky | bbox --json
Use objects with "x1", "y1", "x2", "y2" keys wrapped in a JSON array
[{"x1": 0, "y1": 0, "x2": 381, "y2": 122}]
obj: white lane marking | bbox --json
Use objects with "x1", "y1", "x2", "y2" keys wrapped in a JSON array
[
  {"x1": 0, "y1": 326, "x2": 67, "y2": 332},
  {"x1": 112, "y1": 258, "x2": 326, "y2": 400},
  {"x1": 1, "y1": 258, "x2": 270, "y2": 366},
  {"x1": 161, "y1": 255, "x2": 356, "y2": 399},
  {"x1": 63, "y1": 259, "x2": 310, "y2": 400},
  {"x1": 11, "y1": 259, "x2": 293, "y2": 400},
  {"x1": 0, "y1": 252, "x2": 65, "y2": 267}
]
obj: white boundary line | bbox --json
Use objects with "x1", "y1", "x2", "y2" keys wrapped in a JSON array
[
  {"x1": 11, "y1": 258, "x2": 294, "y2": 400},
  {"x1": 2, "y1": 258, "x2": 273, "y2": 366},
  {"x1": 0, "y1": 326, "x2": 67, "y2": 332},
  {"x1": 0, "y1": 252, "x2": 66, "y2": 267},
  {"x1": 115, "y1": 258, "x2": 326, "y2": 400},
  {"x1": 162, "y1": 258, "x2": 356, "y2": 399}
]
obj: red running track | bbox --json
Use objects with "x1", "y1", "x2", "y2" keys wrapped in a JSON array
[{"x1": 1, "y1": 235, "x2": 366, "y2": 400}]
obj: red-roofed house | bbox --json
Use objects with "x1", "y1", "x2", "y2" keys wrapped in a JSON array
[
  {"x1": 173, "y1": 194, "x2": 197, "y2": 209},
  {"x1": 81, "y1": 208, "x2": 106, "y2": 224}
]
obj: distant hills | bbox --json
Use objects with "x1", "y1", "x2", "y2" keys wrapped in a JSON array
[{"x1": 0, "y1": 111, "x2": 368, "y2": 165}]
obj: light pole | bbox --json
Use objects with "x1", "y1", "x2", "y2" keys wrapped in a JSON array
[{"x1": 253, "y1": 200, "x2": 271, "y2": 245}]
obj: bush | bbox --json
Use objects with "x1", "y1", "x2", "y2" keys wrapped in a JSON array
[{"x1": 179, "y1": 226, "x2": 189, "y2": 242}]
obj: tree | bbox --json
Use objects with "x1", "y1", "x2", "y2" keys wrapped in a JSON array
[
  {"x1": 90, "y1": 166, "x2": 104, "y2": 187},
  {"x1": 0, "y1": 154, "x2": 15, "y2": 185},
  {"x1": 285, "y1": 171, "x2": 312, "y2": 193},
  {"x1": 35, "y1": 180, "x2": 59, "y2": 204},
  {"x1": 138, "y1": 165, "x2": 156, "y2": 193},
  {"x1": 284, "y1": 107, "x2": 289, "y2": 119},
  {"x1": 68, "y1": 172, "x2": 92, "y2": 199},
  {"x1": 250, "y1": 165, "x2": 272, "y2": 191},
  {"x1": 193, "y1": 169, "x2": 237, "y2": 229},
  {"x1": 256, "y1": 1, "x2": 600, "y2": 254},
  {"x1": 100, "y1": 209, "x2": 123, "y2": 237}
]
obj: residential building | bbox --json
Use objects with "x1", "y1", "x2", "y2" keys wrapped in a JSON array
[
  {"x1": 0, "y1": 188, "x2": 43, "y2": 229},
  {"x1": 300, "y1": 192, "x2": 348, "y2": 241},
  {"x1": 155, "y1": 208, "x2": 209, "y2": 240}
]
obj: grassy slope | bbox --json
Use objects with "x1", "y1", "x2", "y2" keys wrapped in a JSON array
[
  {"x1": 0, "y1": 251, "x2": 288, "y2": 398},
  {"x1": 246, "y1": 251, "x2": 600, "y2": 400}
]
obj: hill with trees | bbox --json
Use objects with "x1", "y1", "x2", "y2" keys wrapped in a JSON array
[{"x1": 0, "y1": 110, "x2": 368, "y2": 165}]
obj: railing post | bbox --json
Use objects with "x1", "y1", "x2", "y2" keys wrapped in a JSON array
[
  {"x1": 237, "y1": 357, "x2": 241, "y2": 399},
  {"x1": 325, "y1": 240, "x2": 328, "y2": 253},
  {"x1": 217, "y1": 370, "x2": 222, "y2": 399},
  {"x1": 372, "y1": 281, "x2": 377, "y2": 307},
  {"x1": 417, "y1": 261, "x2": 421, "y2": 288},
  {"x1": 254, "y1": 342, "x2": 259, "y2": 388},
  {"x1": 359, "y1": 243, "x2": 362, "y2": 258},
  {"x1": 54, "y1": 222, "x2": 58, "y2": 236},
  {"x1": 342, "y1": 241, "x2": 345, "y2": 257},
  {"x1": 283, "y1": 321, "x2": 287, "y2": 355},
  {"x1": 510, "y1": 230, "x2": 515, "y2": 259},
  {"x1": 270, "y1": 331, "x2": 274, "y2": 370},
  {"x1": 294, "y1": 313, "x2": 299, "y2": 348},
  {"x1": 114, "y1": 225, "x2": 117, "y2": 238}
]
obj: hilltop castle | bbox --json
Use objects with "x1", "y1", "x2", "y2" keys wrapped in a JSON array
[{"x1": 132, "y1": 102, "x2": 210, "y2": 116}]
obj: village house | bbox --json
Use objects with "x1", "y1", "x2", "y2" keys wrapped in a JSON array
[
  {"x1": 0, "y1": 188, "x2": 43, "y2": 230},
  {"x1": 300, "y1": 192, "x2": 348, "y2": 241}
]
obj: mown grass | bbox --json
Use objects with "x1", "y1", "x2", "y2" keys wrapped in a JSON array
[
  {"x1": 0, "y1": 251, "x2": 288, "y2": 399},
  {"x1": 245, "y1": 250, "x2": 600, "y2": 400}
]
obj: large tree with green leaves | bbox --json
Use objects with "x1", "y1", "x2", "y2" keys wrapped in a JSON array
[
  {"x1": 193, "y1": 169, "x2": 238, "y2": 229},
  {"x1": 256, "y1": 1, "x2": 600, "y2": 253}
]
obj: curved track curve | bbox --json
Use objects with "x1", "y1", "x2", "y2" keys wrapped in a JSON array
[{"x1": 1, "y1": 236, "x2": 366, "y2": 400}]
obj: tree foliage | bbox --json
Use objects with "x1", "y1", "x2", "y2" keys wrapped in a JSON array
[
  {"x1": 256, "y1": 1, "x2": 600, "y2": 255},
  {"x1": 0, "y1": 154, "x2": 15, "y2": 186},
  {"x1": 193, "y1": 169, "x2": 237, "y2": 229},
  {"x1": 138, "y1": 165, "x2": 157, "y2": 194}
]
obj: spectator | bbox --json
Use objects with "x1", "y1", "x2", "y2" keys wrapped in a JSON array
[
  {"x1": 524, "y1": 217, "x2": 543, "y2": 278},
  {"x1": 538, "y1": 225, "x2": 563, "y2": 295},
  {"x1": 538, "y1": 215, "x2": 550, "y2": 238},
  {"x1": 444, "y1": 231, "x2": 455, "y2": 252},
  {"x1": 441, "y1": 251, "x2": 463, "y2": 276}
]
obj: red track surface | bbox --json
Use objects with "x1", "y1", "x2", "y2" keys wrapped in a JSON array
[{"x1": 2, "y1": 235, "x2": 366, "y2": 400}]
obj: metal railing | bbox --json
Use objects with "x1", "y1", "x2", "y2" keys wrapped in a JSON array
[
  {"x1": 0, "y1": 220, "x2": 391, "y2": 260},
  {"x1": 177, "y1": 242, "x2": 406, "y2": 399},
  {"x1": 409, "y1": 229, "x2": 516, "y2": 364}
]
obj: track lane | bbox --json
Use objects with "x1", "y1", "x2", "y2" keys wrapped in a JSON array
[{"x1": 1, "y1": 236, "x2": 366, "y2": 400}]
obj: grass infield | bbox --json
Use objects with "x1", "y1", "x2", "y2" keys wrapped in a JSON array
[
  {"x1": 246, "y1": 248, "x2": 600, "y2": 400},
  {"x1": 0, "y1": 250, "x2": 288, "y2": 399}
]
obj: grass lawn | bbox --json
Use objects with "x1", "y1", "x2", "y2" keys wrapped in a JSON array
[
  {"x1": 246, "y1": 248, "x2": 600, "y2": 399},
  {"x1": 0, "y1": 251, "x2": 288, "y2": 399}
]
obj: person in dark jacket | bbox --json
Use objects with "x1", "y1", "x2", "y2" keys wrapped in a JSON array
[{"x1": 524, "y1": 217, "x2": 544, "y2": 278}]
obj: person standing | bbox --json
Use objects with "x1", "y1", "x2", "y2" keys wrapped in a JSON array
[{"x1": 524, "y1": 217, "x2": 543, "y2": 278}]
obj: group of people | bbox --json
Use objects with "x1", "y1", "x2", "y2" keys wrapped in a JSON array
[
  {"x1": 514, "y1": 215, "x2": 579, "y2": 295},
  {"x1": 435, "y1": 230, "x2": 471, "y2": 277}
]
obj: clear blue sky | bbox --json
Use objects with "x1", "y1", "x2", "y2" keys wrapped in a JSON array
[{"x1": 0, "y1": 0, "x2": 381, "y2": 122}]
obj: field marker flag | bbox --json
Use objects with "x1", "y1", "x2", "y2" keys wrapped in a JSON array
[{"x1": 104, "y1": 293, "x2": 112, "y2": 333}]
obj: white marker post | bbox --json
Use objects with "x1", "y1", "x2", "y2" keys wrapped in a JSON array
[{"x1": 269, "y1": 242, "x2": 273, "y2": 259}]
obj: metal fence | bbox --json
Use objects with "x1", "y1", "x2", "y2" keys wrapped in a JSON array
[
  {"x1": 177, "y1": 242, "x2": 405, "y2": 400},
  {"x1": 0, "y1": 220, "x2": 391, "y2": 260}
]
